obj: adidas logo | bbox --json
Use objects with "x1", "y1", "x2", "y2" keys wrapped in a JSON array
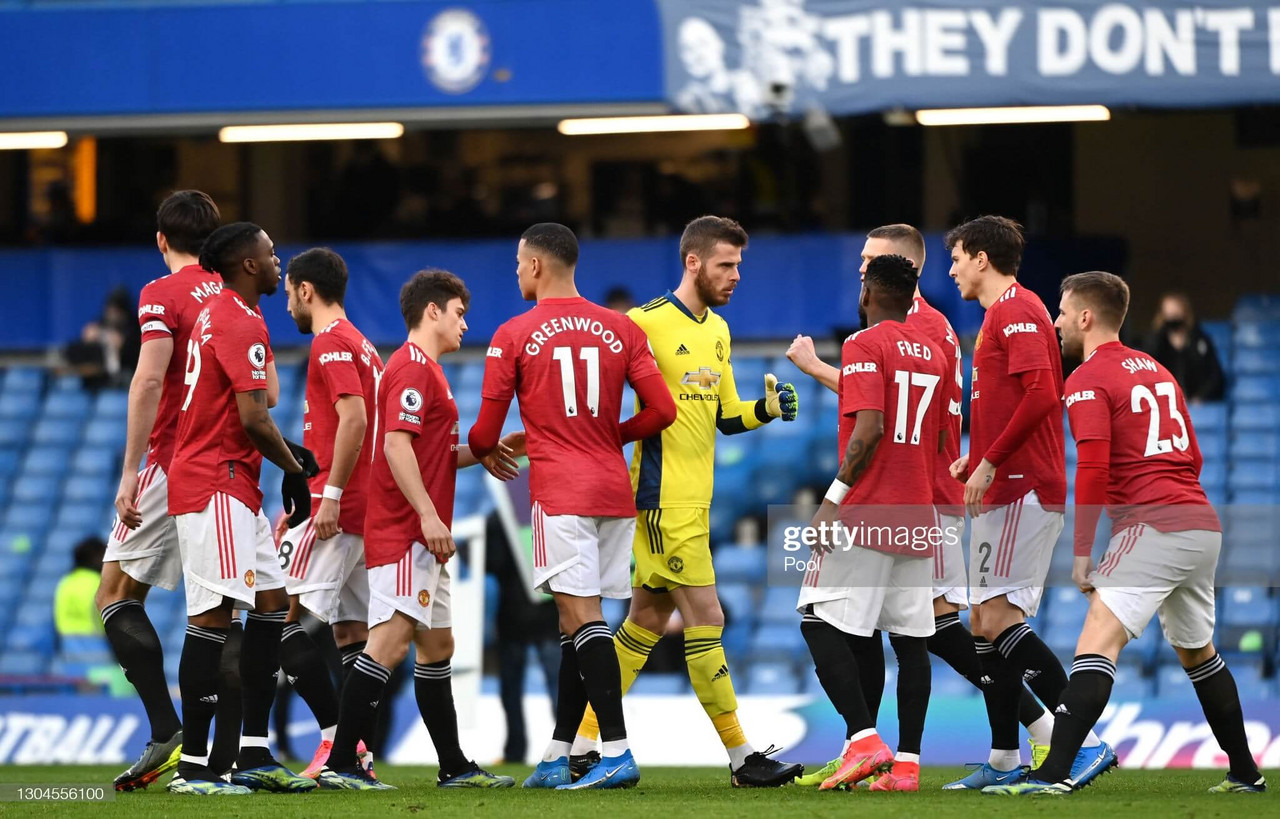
[
  {"x1": 979, "y1": 577, "x2": 988, "y2": 587},
  {"x1": 675, "y1": 344, "x2": 691, "y2": 355},
  {"x1": 1023, "y1": 669, "x2": 1041, "y2": 681},
  {"x1": 978, "y1": 675, "x2": 993, "y2": 686},
  {"x1": 286, "y1": 674, "x2": 298, "y2": 685},
  {"x1": 712, "y1": 664, "x2": 730, "y2": 681},
  {"x1": 370, "y1": 700, "x2": 380, "y2": 709},
  {"x1": 200, "y1": 694, "x2": 218, "y2": 704},
  {"x1": 1055, "y1": 703, "x2": 1070, "y2": 715}
]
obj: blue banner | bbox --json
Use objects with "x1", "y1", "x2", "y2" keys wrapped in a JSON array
[
  {"x1": 0, "y1": 1, "x2": 662, "y2": 119},
  {"x1": 658, "y1": 0, "x2": 1280, "y2": 119}
]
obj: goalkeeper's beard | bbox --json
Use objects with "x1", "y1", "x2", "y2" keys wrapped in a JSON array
[{"x1": 694, "y1": 264, "x2": 731, "y2": 308}]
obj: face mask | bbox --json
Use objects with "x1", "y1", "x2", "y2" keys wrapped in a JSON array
[{"x1": 1164, "y1": 318, "x2": 1187, "y2": 331}]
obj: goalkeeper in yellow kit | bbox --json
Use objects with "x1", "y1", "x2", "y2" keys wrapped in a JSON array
[{"x1": 571, "y1": 216, "x2": 804, "y2": 787}]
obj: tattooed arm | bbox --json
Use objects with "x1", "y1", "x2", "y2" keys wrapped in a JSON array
[{"x1": 835, "y1": 410, "x2": 885, "y2": 486}]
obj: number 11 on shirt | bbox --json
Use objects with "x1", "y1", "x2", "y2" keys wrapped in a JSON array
[{"x1": 552, "y1": 345, "x2": 600, "y2": 418}]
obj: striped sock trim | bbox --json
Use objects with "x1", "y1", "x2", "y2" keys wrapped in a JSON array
[
  {"x1": 573, "y1": 623, "x2": 613, "y2": 650},
  {"x1": 100, "y1": 598, "x2": 144, "y2": 625},
  {"x1": 186, "y1": 625, "x2": 228, "y2": 644},
  {"x1": 1186, "y1": 654, "x2": 1227, "y2": 684},
  {"x1": 353, "y1": 654, "x2": 392, "y2": 684},
  {"x1": 1071, "y1": 654, "x2": 1117, "y2": 681},
  {"x1": 974, "y1": 637, "x2": 996, "y2": 655},
  {"x1": 282, "y1": 622, "x2": 306, "y2": 640},
  {"x1": 248, "y1": 610, "x2": 287, "y2": 623},
  {"x1": 934, "y1": 612, "x2": 962, "y2": 631},
  {"x1": 801, "y1": 612, "x2": 824, "y2": 624},
  {"x1": 616, "y1": 621, "x2": 661, "y2": 656},
  {"x1": 560, "y1": 633, "x2": 573, "y2": 648},
  {"x1": 683, "y1": 639, "x2": 723, "y2": 660},
  {"x1": 414, "y1": 662, "x2": 452, "y2": 680},
  {"x1": 994, "y1": 623, "x2": 1034, "y2": 658}
]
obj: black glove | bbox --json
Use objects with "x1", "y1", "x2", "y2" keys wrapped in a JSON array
[
  {"x1": 285, "y1": 438, "x2": 319, "y2": 478},
  {"x1": 281, "y1": 471, "x2": 312, "y2": 528}
]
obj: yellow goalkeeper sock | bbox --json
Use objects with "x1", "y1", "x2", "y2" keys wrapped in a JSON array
[
  {"x1": 576, "y1": 619, "x2": 660, "y2": 743},
  {"x1": 684, "y1": 626, "x2": 746, "y2": 749}
]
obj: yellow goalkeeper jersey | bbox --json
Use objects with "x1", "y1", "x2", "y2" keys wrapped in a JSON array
[{"x1": 628, "y1": 291, "x2": 768, "y2": 510}]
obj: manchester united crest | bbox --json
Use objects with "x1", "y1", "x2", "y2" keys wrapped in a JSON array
[
  {"x1": 244, "y1": 569, "x2": 256, "y2": 588},
  {"x1": 418, "y1": 589, "x2": 431, "y2": 607}
]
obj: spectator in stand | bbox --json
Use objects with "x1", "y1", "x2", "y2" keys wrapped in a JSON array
[
  {"x1": 1143, "y1": 292, "x2": 1225, "y2": 403},
  {"x1": 63, "y1": 286, "x2": 142, "y2": 390},
  {"x1": 55, "y1": 537, "x2": 107, "y2": 643},
  {"x1": 605, "y1": 287, "x2": 636, "y2": 314}
]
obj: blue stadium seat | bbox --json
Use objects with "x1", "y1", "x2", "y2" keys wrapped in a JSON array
[
  {"x1": 1196, "y1": 434, "x2": 1228, "y2": 464},
  {"x1": 50, "y1": 374, "x2": 83, "y2": 393},
  {"x1": 630, "y1": 673, "x2": 688, "y2": 695},
  {"x1": 1233, "y1": 348, "x2": 1280, "y2": 376},
  {"x1": 2, "y1": 504, "x2": 54, "y2": 534},
  {"x1": 64, "y1": 476, "x2": 110, "y2": 503},
  {"x1": 718, "y1": 583, "x2": 757, "y2": 629},
  {"x1": 83, "y1": 418, "x2": 126, "y2": 446},
  {"x1": 749, "y1": 624, "x2": 805, "y2": 662},
  {"x1": 0, "y1": 448, "x2": 18, "y2": 477},
  {"x1": 1221, "y1": 587, "x2": 1277, "y2": 628},
  {"x1": 1045, "y1": 587, "x2": 1090, "y2": 628},
  {"x1": 1231, "y1": 376, "x2": 1280, "y2": 403},
  {"x1": 1110, "y1": 665, "x2": 1154, "y2": 701},
  {"x1": 0, "y1": 418, "x2": 31, "y2": 448},
  {"x1": 1230, "y1": 489, "x2": 1280, "y2": 504},
  {"x1": 600, "y1": 597, "x2": 627, "y2": 629},
  {"x1": 10, "y1": 603, "x2": 55, "y2": 652},
  {"x1": 714, "y1": 546, "x2": 766, "y2": 584},
  {"x1": 41, "y1": 390, "x2": 91, "y2": 420},
  {"x1": 1228, "y1": 461, "x2": 1280, "y2": 492},
  {"x1": 22, "y1": 445, "x2": 71, "y2": 476},
  {"x1": 1234, "y1": 320, "x2": 1280, "y2": 350},
  {"x1": 54, "y1": 502, "x2": 107, "y2": 533},
  {"x1": 1232, "y1": 403, "x2": 1280, "y2": 431},
  {"x1": 0, "y1": 650, "x2": 49, "y2": 675},
  {"x1": 1200, "y1": 320, "x2": 1233, "y2": 357},
  {"x1": 72, "y1": 447, "x2": 117, "y2": 477},
  {"x1": 1, "y1": 367, "x2": 45, "y2": 394},
  {"x1": 1188, "y1": 402, "x2": 1227, "y2": 433},
  {"x1": 745, "y1": 662, "x2": 800, "y2": 694},
  {"x1": 1198, "y1": 461, "x2": 1227, "y2": 491},
  {"x1": 1233, "y1": 294, "x2": 1280, "y2": 321},
  {"x1": 0, "y1": 391, "x2": 39, "y2": 419},
  {"x1": 91, "y1": 390, "x2": 129, "y2": 420},
  {"x1": 1230, "y1": 434, "x2": 1280, "y2": 461},
  {"x1": 13, "y1": 475, "x2": 61, "y2": 505},
  {"x1": 32, "y1": 418, "x2": 82, "y2": 446}
]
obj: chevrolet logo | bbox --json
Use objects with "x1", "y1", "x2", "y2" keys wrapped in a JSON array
[{"x1": 681, "y1": 367, "x2": 721, "y2": 390}]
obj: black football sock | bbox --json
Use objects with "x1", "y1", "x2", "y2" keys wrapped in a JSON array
[
  {"x1": 976, "y1": 637, "x2": 1020, "y2": 752},
  {"x1": 208, "y1": 620, "x2": 242, "y2": 774},
  {"x1": 238, "y1": 609, "x2": 285, "y2": 768},
  {"x1": 573, "y1": 622, "x2": 628, "y2": 744},
  {"x1": 176, "y1": 624, "x2": 227, "y2": 779},
  {"x1": 414, "y1": 661, "x2": 470, "y2": 778},
  {"x1": 280, "y1": 621, "x2": 340, "y2": 733},
  {"x1": 1188, "y1": 654, "x2": 1262, "y2": 784},
  {"x1": 801, "y1": 610, "x2": 873, "y2": 738},
  {"x1": 101, "y1": 599, "x2": 180, "y2": 741},
  {"x1": 329, "y1": 654, "x2": 391, "y2": 772},
  {"x1": 340, "y1": 640, "x2": 367, "y2": 686},
  {"x1": 995, "y1": 622, "x2": 1069, "y2": 711},
  {"x1": 929, "y1": 613, "x2": 1050, "y2": 729},
  {"x1": 847, "y1": 630, "x2": 885, "y2": 722},
  {"x1": 889, "y1": 634, "x2": 931, "y2": 756},
  {"x1": 551, "y1": 634, "x2": 588, "y2": 745},
  {"x1": 1035, "y1": 655, "x2": 1115, "y2": 783}
]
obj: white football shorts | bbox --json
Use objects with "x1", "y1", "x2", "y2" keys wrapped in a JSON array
[
  {"x1": 104, "y1": 463, "x2": 182, "y2": 591},
  {"x1": 531, "y1": 501, "x2": 634, "y2": 600},
  {"x1": 969, "y1": 490, "x2": 1063, "y2": 616},
  {"x1": 932, "y1": 510, "x2": 968, "y2": 609},
  {"x1": 367, "y1": 544, "x2": 452, "y2": 630},
  {"x1": 174, "y1": 492, "x2": 286, "y2": 616},
  {"x1": 796, "y1": 545, "x2": 935, "y2": 638},
  {"x1": 279, "y1": 518, "x2": 369, "y2": 625}
]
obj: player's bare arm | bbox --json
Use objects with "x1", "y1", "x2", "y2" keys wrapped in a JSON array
[
  {"x1": 235, "y1": 389, "x2": 304, "y2": 473},
  {"x1": 811, "y1": 408, "x2": 884, "y2": 551},
  {"x1": 384, "y1": 429, "x2": 455, "y2": 559},
  {"x1": 265, "y1": 358, "x2": 280, "y2": 408},
  {"x1": 456, "y1": 430, "x2": 524, "y2": 481},
  {"x1": 314, "y1": 393, "x2": 367, "y2": 540},
  {"x1": 115, "y1": 337, "x2": 172, "y2": 529},
  {"x1": 787, "y1": 334, "x2": 838, "y2": 393}
]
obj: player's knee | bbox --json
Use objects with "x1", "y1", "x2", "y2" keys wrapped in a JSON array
[
  {"x1": 94, "y1": 564, "x2": 140, "y2": 611},
  {"x1": 416, "y1": 632, "x2": 455, "y2": 665},
  {"x1": 286, "y1": 595, "x2": 306, "y2": 623},
  {"x1": 1175, "y1": 641, "x2": 1216, "y2": 669},
  {"x1": 254, "y1": 586, "x2": 290, "y2": 614},
  {"x1": 889, "y1": 634, "x2": 930, "y2": 671},
  {"x1": 333, "y1": 621, "x2": 369, "y2": 646}
]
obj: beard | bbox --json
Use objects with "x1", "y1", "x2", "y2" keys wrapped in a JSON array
[
  {"x1": 1060, "y1": 332, "x2": 1083, "y2": 361},
  {"x1": 694, "y1": 264, "x2": 730, "y2": 308},
  {"x1": 293, "y1": 309, "x2": 312, "y2": 334},
  {"x1": 858, "y1": 307, "x2": 868, "y2": 329}
]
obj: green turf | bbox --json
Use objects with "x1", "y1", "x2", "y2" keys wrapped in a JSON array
[{"x1": 1, "y1": 765, "x2": 1274, "y2": 817}]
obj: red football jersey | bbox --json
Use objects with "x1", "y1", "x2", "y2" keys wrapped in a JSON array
[
  {"x1": 363, "y1": 342, "x2": 458, "y2": 569},
  {"x1": 168, "y1": 290, "x2": 274, "y2": 516},
  {"x1": 481, "y1": 297, "x2": 661, "y2": 517},
  {"x1": 303, "y1": 318, "x2": 384, "y2": 536},
  {"x1": 1065, "y1": 341, "x2": 1220, "y2": 534},
  {"x1": 906, "y1": 296, "x2": 964, "y2": 512},
  {"x1": 137, "y1": 265, "x2": 224, "y2": 471},
  {"x1": 969, "y1": 283, "x2": 1066, "y2": 508},
  {"x1": 837, "y1": 320, "x2": 948, "y2": 557}
]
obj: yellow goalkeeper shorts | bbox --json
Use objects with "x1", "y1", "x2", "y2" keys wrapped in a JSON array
[{"x1": 632, "y1": 507, "x2": 715, "y2": 591}]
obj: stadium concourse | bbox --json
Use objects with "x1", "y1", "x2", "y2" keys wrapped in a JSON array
[{"x1": 1, "y1": 293, "x2": 1278, "y2": 712}]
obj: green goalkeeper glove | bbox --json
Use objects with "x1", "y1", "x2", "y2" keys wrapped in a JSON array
[{"x1": 764, "y1": 373, "x2": 798, "y2": 421}]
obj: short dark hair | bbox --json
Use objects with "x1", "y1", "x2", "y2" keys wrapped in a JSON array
[
  {"x1": 199, "y1": 222, "x2": 264, "y2": 279},
  {"x1": 944, "y1": 215, "x2": 1025, "y2": 275},
  {"x1": 867, "y1": 223, "x2": 925, "y2": 270},
  {"x1": 679, "y1": 215, "x2": 748, "y2": 263},
  {"x1": 863, "y1": 254, "x2": 918, "y2": 313},
  {"x1": 286, "y1": 248, "x2": 347, "y2": 307},
  {"x1": 1061, "y1": 271, "x2": 1130, "y2": 331},
  {"x1": 157, "y1": 190, "x2": 220, "y2": 256},
  {"x1": 73, "y1": 536, "x2": 106, "y2": 572},
  {"x1": 401, "y1": 269, "x2": 470, "y2": 330},
  {"x1": 521, "y1": 223, "x2": 579, "y2": 268}
]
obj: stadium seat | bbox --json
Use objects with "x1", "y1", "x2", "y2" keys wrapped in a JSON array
[
  {"x1": 0, "y1": 391, "x2": 39, "y2": 419},
  {"x1": 1234, "y1": 320, "x2": 1280, "y2": 349},
  {"x1": 1233, "y1": 294, "x2": 1280, "y2": 321},
  {"x1": 1, "y1": 366, "x2": 45, "y2": 393},
  {"x1": 64, "y1": 476, "x2": 109, "y2": 503},
  {"x1": 1200, "y1": 320, "x2": 1233, "y2": 357},
  {"x1": 10, "y1": 604, "x2": 55, "y2": 652},
  {"x1": 1233, "y1": 348, "x2": 1280, "y2": 376},
  {"x1": 21, "y1": 445, "x2": 71, "y2": 476},
  {"x1": 2, "y1": 504, "x2": 54, "y2": 534},
  {"x1": 1198, "y1": 460, "x2": 1227, "y2": 491},
  {"x1": 13, "y1": 475, "x2": 61, "y2": 505},
  {"x1": 1229, "y1": 433, "x2": 1280, "y2": 461},
  {"x1": 719, "y1": 583, "x2": 757, "y2": 629},
  {"x1": 1228, "y1": 461, "x2": 1280, "y2": 492},
  {"x1": 41, "y1": 390, "x2": 91, "y2": 420},
  {"x1": 1188, "y1": 402, "x2": 1228, "y2": 433},
  {"x1": 49, "y1": 374, "x2": 82, "y2": 393},
  {"x1": 0, "y1": 448, "x2": 17, "y2": 477},
  {"x1": 72, "y1": 446, "x2": 117, "y2": 476},
  {"x1": 749, "y1": 624, "x2": 806, "y2": 662},
  {"x1": 83, "y1": 418, "x2": 126, "y2": 446},
  {"x1": 54, "y1": 502, "x2": 106, "y2": 533},
  {"x1": 1045, "y1": 587, "x2": 1090, "y2": 628},
  {"x1": 32, "y1": 418, "x2": 82, "y2": 446},
  {"x1": 1110, "y1": 665, "x2": 1154, "y2": 701},
  {"x1": 713, "y1": 546, "x2": 767, "y2": 584},
  {"x1": 600, "y1": 597, "x2": 627, "y2": 629},
  {"x1": 759, "y1": 586, "x2": 801, "y2": 627},
  {"x1": 630, "y1": 673, "x2": 688, "y2": 695},
  {"x1": 1232, "y1": 403, "x2": 1280, "y2": 431},
  {"x1": 1231, "y1": 376, "x2": 1280, "y2": 403},
  {"x1": 90, "y1": 390, "x2": 129, "y2": 420},
  {"x1": 0, "y1": 650, "x2": 49, "y2": 676},
  {"x1": 0, "y1": 418, "x2": 30, "y2": 448},
  {"x1": 745, "y1": 662, "x2": 800, "y2": 694},
  {"x1": 1221, "y1": 587, "x2": 1278, "y2": 628}
]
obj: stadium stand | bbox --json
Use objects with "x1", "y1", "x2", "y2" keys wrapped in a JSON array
[{"x1": 1, "y1": 294, "x2": 1277, "y2": 696}]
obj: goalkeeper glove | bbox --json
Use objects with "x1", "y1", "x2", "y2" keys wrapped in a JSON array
[
  {"x1": 281, "y1": 471, "x2": 312, "y2": 528},
  {"x1": 284, "y1": 437, "x2": 319, "y2": 478},
  {"x1": 764, "y1": 373, "x2": 798, "y2": 421}
]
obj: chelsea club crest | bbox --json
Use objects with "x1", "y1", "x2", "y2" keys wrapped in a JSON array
[{"x1": 421, "y1": 8, "x2": 491, "y2": 94}]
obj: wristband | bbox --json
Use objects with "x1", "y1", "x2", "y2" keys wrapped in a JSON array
[
  {"x1": 323, "y1": 485, "x2": 344, "y2": 501},
  {"x1": 824, "y1": 478, "x2": 851, "y2": 505}
]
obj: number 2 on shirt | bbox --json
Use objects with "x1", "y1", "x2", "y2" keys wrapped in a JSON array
[{"x1": 552, "y1": 346, "x2": 599, "y2": 418}]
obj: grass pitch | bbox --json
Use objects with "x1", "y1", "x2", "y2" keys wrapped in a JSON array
[{"x1": 2, "y1": 765, "x2": 1274, "y2": 817}]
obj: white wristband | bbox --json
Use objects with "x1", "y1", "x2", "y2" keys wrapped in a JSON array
[
  {"x1": 323, "y1": 485, "x2": 344, "y2": 501},
  {"x1": 824, "y1": 478, "x2": 851, "y2": 505}
]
